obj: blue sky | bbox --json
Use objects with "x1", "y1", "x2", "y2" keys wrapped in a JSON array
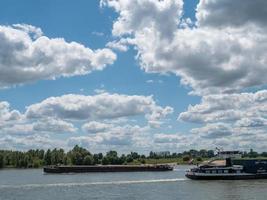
[
  {"x1": 0, "y1": 0, "x2": 199, "y2": 110},
  {"x1": 0, "y1": 0, "x2": 267, "y2": 153}
]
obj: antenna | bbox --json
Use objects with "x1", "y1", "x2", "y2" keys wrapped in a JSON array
[{"x1": 215, "y1": 147, "x2": 223, "y2": 154}]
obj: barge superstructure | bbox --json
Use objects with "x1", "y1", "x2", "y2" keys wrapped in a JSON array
[{"x1": 186, "y1": 150, "x2": 267, "y2": 180}]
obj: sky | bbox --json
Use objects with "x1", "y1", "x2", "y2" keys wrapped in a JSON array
[{"x1": 0, "y1": 0, "x2": 267, "y2": 153}]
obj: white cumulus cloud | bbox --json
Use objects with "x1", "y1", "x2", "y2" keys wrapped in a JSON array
[
  {"x1": 179, "y1": 90, "x2": 267, "y2": 150},
  {"x1": 0, "y1": 24, "x2": 116, "y2": 88},
  {"x1": 26, "y1": 93, "x2": 173, "y2": 126},
  {"x1": 102, "y1": 0, "x2": 267, "y2": 95}
]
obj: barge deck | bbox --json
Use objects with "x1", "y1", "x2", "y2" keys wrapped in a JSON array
[{"x1": 43, "y1": 164, "x2": 173, "y2": 173}]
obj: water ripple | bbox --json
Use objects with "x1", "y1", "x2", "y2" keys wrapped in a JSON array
[{"x1": 0, "y1": 178, "x2": 187, "y2": 189}]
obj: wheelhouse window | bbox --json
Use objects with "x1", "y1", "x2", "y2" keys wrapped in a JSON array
[{"x1": 224, "y1": 170, "x2": 229, "y2": 173}]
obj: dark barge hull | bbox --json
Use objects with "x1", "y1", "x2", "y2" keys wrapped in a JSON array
[
  {"x1": 185, "y1": 173, "x2": 267, "y2": 180},
  {"x1": 44, "y1": 165, "x2": 173, "y2": 173}
]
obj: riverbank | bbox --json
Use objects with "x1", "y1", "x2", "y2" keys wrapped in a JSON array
[
  {"x1": 0, "y1": 158, "x2": 203, "y2": 169},
  {"x1": 3, "y1": 157, "x2": 267, "y2": 169},
  {"x1": 2, "y1": 146, "x2": 267, "y2": 169},
  {"x1": 129, "y1": 158, "x2": 204, "y2": 165}
]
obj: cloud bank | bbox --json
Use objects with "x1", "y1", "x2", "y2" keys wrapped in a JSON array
[{"x1": 0, "y1": 93, "x2": 173, "y2": 150}]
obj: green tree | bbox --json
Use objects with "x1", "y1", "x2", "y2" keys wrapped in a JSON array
[
  {"x1": 22, "y1": 155, "x2": 30, "y2": 168},
  {"x1": 199, "y1": 149, "x2": 207, "y2": 158},
  {"x1": 139, "y1": 158, "x2": 146, "y2": 164},
  {"x1": 182, "y1": 155, "x2": 190, "y2": 162},
  {"x1": 119, "y1": 154, "x2": 126, "y2": 164},
  {"x1": 126, "y1": 154, "x2": 134, "y2": 163},
  {"x1": 248, "y1": 149, "x2": 258, "y2": 158},
  {"x1": 196, "y1": 157, "x2": 203, "y2": 162},
  {"x1": 51, "y1": 148, "x2": 65, "y2": 165},
  {"x1": 207, "y1": 150, "x2": 215, "y2": 158},
  {"x1": 93, "y1": 153, "x2": 103, "y2": 164},
  {"x1": 44, "y1": 149, "x2": 52, "y2": 165},
  {"x1": 149, "y1": 151, "x2": 156, "y2": 159},
  {"x1": 102, "y1": 156, "x2": 110, "y2": 165},
  {"x1": 130, "y1": 152, "x2": 140, "y2": 160},
  {"x1": 0, "y1": 154, "x2": 4, "y2": 168},
  {"x1": 63, "y1": 155, "x2": 71, "y2": 165},
  {"x1": 38, "y1": 149, "x2": 45, "y2": 160},
  {"x1": 33, "y1": 158, "x2": 41, "y2": 168},
  {"x1": 69, "y1": 145, "x2": 91, "y2": 165},
  {"x1": 83, "y1": 155, "x2": 94, "y2": 165},
  {"x1": 104, "y1": 151, "x2": 119, "y2": 164},
  {"x1": 189, "y1": 149, "x2": 198, "y2": 158}
]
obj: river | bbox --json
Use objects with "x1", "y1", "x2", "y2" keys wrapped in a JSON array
[{"x1": 0, "y1": 165, "x2": 266, "y2": 200}]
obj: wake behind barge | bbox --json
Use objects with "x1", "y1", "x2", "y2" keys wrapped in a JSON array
[
  {"x1": 44, "y1": 164, "x2": 173, "y2": 173},
  {"x1": 186, "y1": 151, "x2": 267, "y2": 180}
]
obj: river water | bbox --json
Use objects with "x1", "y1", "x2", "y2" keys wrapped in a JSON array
[{"x1": 0, "y1": 165, "x2": 266, "y2": 200}]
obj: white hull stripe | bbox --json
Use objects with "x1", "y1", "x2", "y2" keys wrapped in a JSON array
[{"x1": 190, "y1": 173, "x2": 257, "y2": 176}]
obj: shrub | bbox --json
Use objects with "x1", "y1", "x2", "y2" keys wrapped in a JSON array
[{"x1": 182, "y1": 155, "x2": 190, "y2": 162}]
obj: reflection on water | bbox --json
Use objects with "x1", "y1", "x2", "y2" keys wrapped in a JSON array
[{"x1": 0, "y1": 166, "x2": 266, "y2": 200}]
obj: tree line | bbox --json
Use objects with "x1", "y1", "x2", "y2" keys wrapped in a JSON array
[
  {"x1": 0, "y1": 146, "x2": 266, "y2": 168},
  {"x1": 0, "y1": 145, "x2": 146, "y2": 168}
]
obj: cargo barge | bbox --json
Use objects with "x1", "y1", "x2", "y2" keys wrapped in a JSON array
[
  {"x1": 44, "y1": 164, "x2": 173, "y2": 173},
  {"x1": 186, "y1": 150, "x2": 267, "y2": 180}
]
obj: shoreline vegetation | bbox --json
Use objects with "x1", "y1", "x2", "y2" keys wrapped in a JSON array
[{"x1": 0, "y1": 145, "x2": 266, "y2": 169}]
